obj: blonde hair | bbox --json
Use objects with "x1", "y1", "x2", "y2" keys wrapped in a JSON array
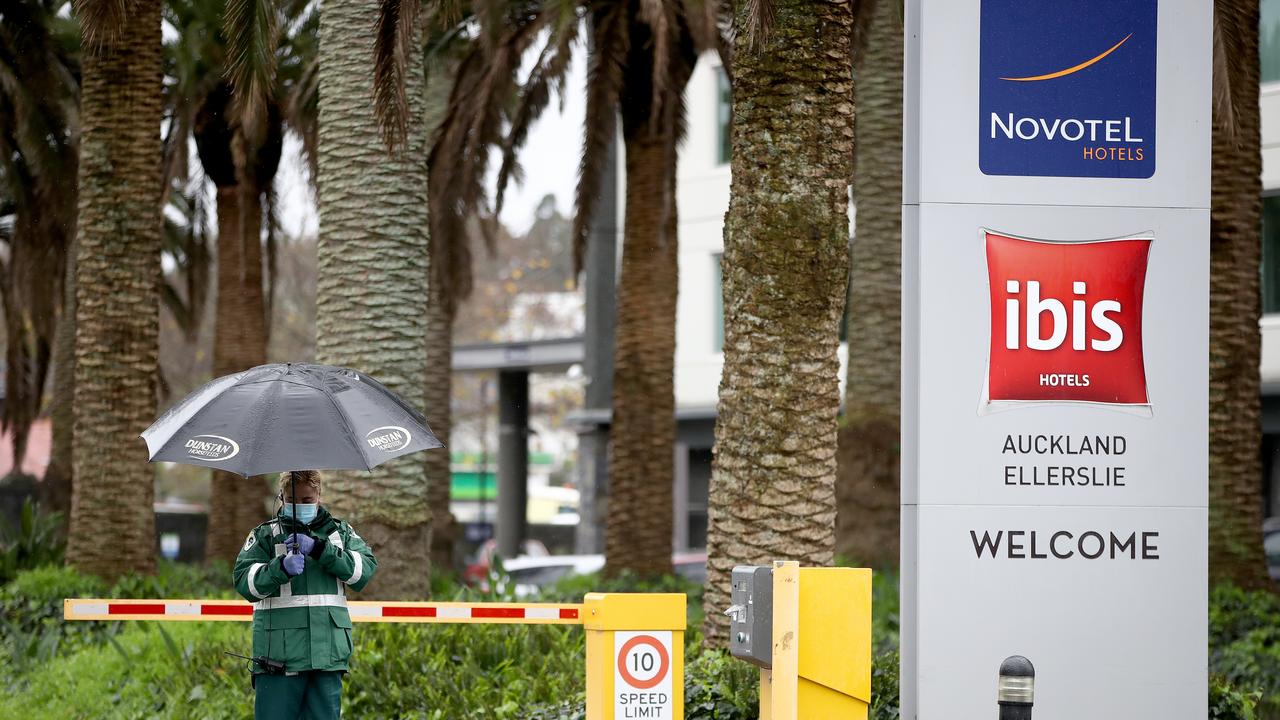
[{"x1": 278, "y1": 470, "x2": 323, "y2": 496}]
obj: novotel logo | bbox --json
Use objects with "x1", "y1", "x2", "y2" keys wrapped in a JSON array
[{"x1": 978, "y1": 0, "x2": 1157, "y2": 179}]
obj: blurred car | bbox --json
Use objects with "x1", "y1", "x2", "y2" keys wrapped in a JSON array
[
  {"x1": 462, "y1": 538, "x2": 550, "y2": 587},
  {"x1": 497, "y1": 551, "x2": 708, "y2": 598},
  {"x1": 1265, "y1": 517, "x2": 1280, "y2": 583}
]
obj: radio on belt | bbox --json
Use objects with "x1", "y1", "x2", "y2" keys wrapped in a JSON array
[{"x1": 726, "y1": 565, "x2": 773, "y2": 668}]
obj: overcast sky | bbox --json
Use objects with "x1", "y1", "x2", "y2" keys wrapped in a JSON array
[{"x1": 274, "y1": 46, "x2": 587, "y2": 240}]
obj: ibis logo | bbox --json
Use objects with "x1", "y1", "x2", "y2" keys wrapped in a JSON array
[
  {"x1": 979, "y1": 0, "x2": 1157, "y2": 178},
  {"x1": 982, "y1": 230, "x2": 1152, "y2": 414},
  {"x1": 365, "y1": 426, "x2": 411, "y2": 453},
  {"x1": 185, "y1": 435, "x2": 240, "y2": 461}
]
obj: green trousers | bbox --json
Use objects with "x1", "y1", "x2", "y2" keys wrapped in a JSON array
[{"x1": 254, "y1": 671, "x2": 343, "y2": 720}]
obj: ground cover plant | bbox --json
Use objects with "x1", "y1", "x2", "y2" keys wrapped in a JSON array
[{"x1": 0, "y1": 555, "x2": 1272, "y2": 718}]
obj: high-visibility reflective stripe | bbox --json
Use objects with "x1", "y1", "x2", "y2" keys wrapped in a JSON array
[
  {"x1": 344, "y1": 551, "x2": 363, "y2": 585},
  {"x1": 246, "y1": 563, "x2": 268, "y2": 599},
  {"x1": 253, "y1": 594, "x2": 348, "y2": 611}
]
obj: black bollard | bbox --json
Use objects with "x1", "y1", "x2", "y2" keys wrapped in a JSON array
[{"x1": 997, "y1": 655, "x2": 1035, "y2": 720}]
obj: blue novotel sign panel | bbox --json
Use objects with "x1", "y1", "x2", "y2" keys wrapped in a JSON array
[{"x1": 979, "y1": 0, "x2": 1157, "y2": 178}]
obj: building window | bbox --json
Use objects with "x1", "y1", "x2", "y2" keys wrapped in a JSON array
[
  {"x1": 713, "y1": 253, "x2": 724, "y2": 352},
  {"x1": 1266, "y1": 0, "x2": 1280, "y2": 83},
  {"x1": 717, "y1": 68, "x2": 731, "y2": 165},
  {"x1": 1264, "y1": 196, "x2": 1280, "y2": 314}
]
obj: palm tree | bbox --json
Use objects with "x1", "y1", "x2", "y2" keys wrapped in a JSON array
[
  {"x1": 837, "y1": 0, "x2": 902, "y2": 568},
  {"x1": 702, "y1": 0, "x2": 854, "y2": 643},
  {"x1": 314, "y1": 0, "x2": 433, "y2": 599},
  {"x1": 0, "y1": 0, "x2": 79, "y2": 503},
  {"x1": 168, "y1": 0, "x2": 316, "y2": 565},
  {"x1": 421, "y1": 0, "x2": 715, "y2": 576},
  {"x1": 1208, "y1": 0, "x2": 1270, "y2": 589},
  {"x1": 68, "y1": 0, "x2": 164, "y2": 580}
]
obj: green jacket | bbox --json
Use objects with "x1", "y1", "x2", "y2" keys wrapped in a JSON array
[{"x1": 232, "y1": 507, "x2": 377, "y2": 673}]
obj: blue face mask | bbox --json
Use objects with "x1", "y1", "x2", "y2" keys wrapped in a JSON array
[{"x1": 282, "y1": 503, "x2": 318, "y2": 525}]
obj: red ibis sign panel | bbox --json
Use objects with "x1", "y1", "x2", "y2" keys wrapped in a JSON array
[{"x1": 982, "y1": 230, "x2": 1151, "y2": 412}]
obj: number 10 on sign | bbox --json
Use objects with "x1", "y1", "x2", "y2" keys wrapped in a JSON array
[{"x1": 614, "y1": 631, "x2": 674, "y2": 718}]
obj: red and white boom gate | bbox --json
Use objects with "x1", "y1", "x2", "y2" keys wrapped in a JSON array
[{"x1": 65, "y1": 594, "x2": 686, "y2": 719}]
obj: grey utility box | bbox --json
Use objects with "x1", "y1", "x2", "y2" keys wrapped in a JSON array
[{"x1": 727, "y1": 565, "x2": 773, "y2": 668}]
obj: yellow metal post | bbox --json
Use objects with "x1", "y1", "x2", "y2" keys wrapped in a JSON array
[
  {"x1": 764, "y1": 561, "x2": 800, "y2": 720},
  {"x1": 584, "y1": 592, "x2": 686, "y2": 720},
  {"x1": 758, "y1": 566, "x2": 873, "y2": 720}
]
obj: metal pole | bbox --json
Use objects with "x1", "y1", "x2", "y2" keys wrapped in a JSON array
[
  {"x1": 496, "y1": 370, "x2": 529, "y2": 558},
  {"x1": 574, "y1": 58, "x2": 618, "y2": 554}
]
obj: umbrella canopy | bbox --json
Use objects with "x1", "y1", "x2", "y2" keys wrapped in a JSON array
[{"x1": 141, "y1": 363, "x2": 442, "y2": 477}]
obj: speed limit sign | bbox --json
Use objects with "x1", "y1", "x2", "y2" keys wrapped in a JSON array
[{"x1": 613, "y1": 631, "x2": 675, "y2": 718}]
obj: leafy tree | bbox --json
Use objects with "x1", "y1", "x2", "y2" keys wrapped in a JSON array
[
  {"x1": 0, "y1": 0, "x2": 80, "y2": 504},
  {"x1": 412, "y1": 0, "x2": 718, "y2": 576}
]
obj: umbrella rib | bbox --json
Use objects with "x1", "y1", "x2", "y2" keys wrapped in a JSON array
[
  {"x1": 142, "y1": 373, "x2": 245, "y2": 458},
  {"x1": 317, "y1": 385, "x2": 374, "y2": 471}
]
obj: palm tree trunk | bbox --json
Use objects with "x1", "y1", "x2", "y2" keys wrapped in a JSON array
[
  {"x1": 702, "y1": 0, "x2": 854, "y2": 644},
  {"x1": 837, "y1": 0, "x2": 902, "y2": 568},
  {"x1": 69, "y1": 0, "x2": 162, "y2": 580},
  {"x1": 42, "y1": 234, "x2": 76, "y2": 522},
  {"x1": 423, "y1": 62, "x2": 457, "y2": 573},
  {"x1": 1208, "y1": 0, "x2": 1270, "y2": 589},
  {"x1": 604, "y1": 133, "x2": 678, "y2": 577},
  {"x1": 205, "y1": 185, "x2": 270, "y2": 564},
  {"x1": 424, "y1": 292, "x2": 456, "y2": 571},
  {"x1": 316, "y1": 0, "x2": 432, "y2": 599}
]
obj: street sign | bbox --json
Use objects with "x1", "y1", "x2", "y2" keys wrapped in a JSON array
[
  {"x1": 613, "y1": 631, "x2": 675, "y2": 719},
  {"x1": 903, "y1": 1, "x2": 1210, "y2": 717}
]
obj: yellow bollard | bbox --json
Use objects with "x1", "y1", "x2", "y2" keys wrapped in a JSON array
[
  {"x1": 755, "y1": 566, "x2": 873, "y2": 720},
  {"x1": 584, "y1": 592, "x2": 686, "y2": 720}
]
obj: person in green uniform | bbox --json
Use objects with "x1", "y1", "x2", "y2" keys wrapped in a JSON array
[{"x1": 233, "y1": 470, "x2": 377, "y2": 720}]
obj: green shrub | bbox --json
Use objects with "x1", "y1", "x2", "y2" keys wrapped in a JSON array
[
  {"x1": 683, "y1": 648, "x2": 759, "y2": 719},
  {"x1": 108, "y1": 560, "x2": 234, "y2": 600},
  {"x1": 0, "y1": 620, "x2": 251, "y2": 720},
  {"x1": 871, "y1": 651, "x2": 900, "y2": 720},
  {"x1": 0, "y1": 565, "x2": 113, "y2": 686},
  {"x1": 0, "y1": 499, "x2": 66, "y2": 584},
  {"x1": 345, "y1": 621, "x2": 586, "y2": 718},
  {"x1": 541, "y1": 570, "x2": 706, "y2": 627},
  {"x1": 1209, "y1": 584, "x2": 1280, "y2": 718},
  {"x1": 870, "y1": 570, "x2": 899, "y2": 656},
  {"x1": 1211, "y1": 674, "x2": 1261, "y2": 720}
]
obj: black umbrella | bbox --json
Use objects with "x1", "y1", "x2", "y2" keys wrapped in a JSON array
[{"x1": 141, "y1": 363, "x2": 443, "y2": 544}]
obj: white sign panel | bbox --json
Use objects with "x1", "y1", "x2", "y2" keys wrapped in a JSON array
[
  {"x1": 902, "y1": 1, "x2": 1210, "y2": 718},
  {"x1": 613, "y1": 631, "x2": 675, "y2": 719}
]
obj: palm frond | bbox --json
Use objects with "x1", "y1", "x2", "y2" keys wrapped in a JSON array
[
  {"x1": 569, "y1": 4, "x2": 628, "y2": 275},
  {"x1": 742, "y1": 0, "x2": 773, "y2": 48},
  {"x1": 638, "y1": 0, "x2": 673, "y2": 131},
  {"x1": 1211, "y1": 9, "x2": 1235, "y2": 141},
  {"x1": 73, "y1": 0, "x2": 130, "y2": 50},
  {"x1": 494, "y1": 18, "x2": 579, "y2": 214},
  {"x1": 223, "y1": 0, "x2": 279, "y2": 140},
  {"x1": 374, "y1": 0, "x2": 423, "y2": 152}
]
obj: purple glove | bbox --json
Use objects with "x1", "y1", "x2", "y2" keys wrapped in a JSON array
[
  {"x1": 289, "y1": 533, "x2": 316, "y2": 556},
  {"x1": 282, "y1": 552, "x2": 305, "y2": 577}
]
